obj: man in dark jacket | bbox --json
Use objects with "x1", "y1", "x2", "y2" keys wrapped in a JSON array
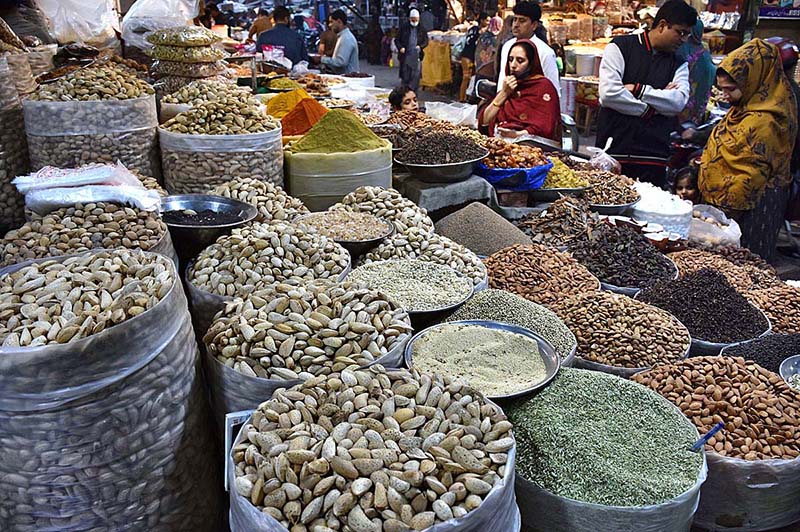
[
  {"x1": 256, "y1": 6, "x2": 309, "y2": 66},
  {"x1": 396, "y1": 8, "x2": 429, "y2": 92}
]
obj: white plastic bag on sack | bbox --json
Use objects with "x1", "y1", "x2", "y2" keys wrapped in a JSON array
[
  {"x1": 426, "y1": 101, "x2": 478, "y2": 128},
  {"x1": 122, "y1": 0, "x2": 201, "y2": 50},
  {"x1": 37, "y1": 0, "x2": 119, "y2": 49},
  {"x1": 693, "y1": 453, "x2": 800, "y2": 531},
  {"x1": 689, "y1": 204, "x2": 742, "y2": 247},
  {"x1": 25, "y1": 185, "x2": 162, "y2": 215},
  {"x1": 14, "y1": 162, "x2": 142, "y2": 194},
  {"x1": 586, "y1": 137, "x2": 622, "y2": 173},
  {"x1": 228, "y1": 425, "x2": 520, "y2": 532}
]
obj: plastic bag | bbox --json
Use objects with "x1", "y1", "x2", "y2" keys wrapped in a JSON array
[
  {"x1": 122, "y1": 0, "x2": 200, "y2": 51},
  {"x1": 25, "y1": 185, "x2": 162, "y2": 215},
  {"x1": 160, "y1": 126, "x2": 284, "y2": 194},
  {"x1": 689, "y1": 204, "x2": 742, "y2": 247},
  {"x1": 516, "y1": 453, "x2": 707, "y2": 532},
  {"x1": 150, "y1": 44, "x2": 227, "y2": 63},
  {"x1": 693, "y1": 453, "x2": 800, "y2": 531},
  {"x1": 14, "y1": 162, "x2": 142, "y2": 193},
  {"x1": 24, "y1": 95, "x2": 160, "y2": 178},
  {"x1": 228, "y1": 414, "x2": 521, "y2": 532},
  {"x1": 426, "y1": 101, "x2": 478, "y2": 128},
  {"x1": 4, "y1": 52, "x2": 36, "y2": 95},
  {"x1": 586, "y1": 142, "x2": 622, "y2": 173},
  {"x1": 153, "y1": 58, "x2": 228, "y2": 78},
  {"x1": 25, "y1": 44, "x2": 57, "y2": 77},
  {"x1": 0, "y1": 251, "x2": 220, "y2": 531},
  {"x1": 37, "y1": 0, "x2": 119, "y2": 49},
  {"x1": 476, "y1": 161, "x2": 554, "y2": 192},
  {"x1": 146, "y1": 25, "x2": 221, "y2": 47}
]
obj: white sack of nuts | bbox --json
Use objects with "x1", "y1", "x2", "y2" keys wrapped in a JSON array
[
  {"x1": 332, "y1": 186, "x2": 434, "y2": 234},
  {"x1": 212, "y1": 177, "x2": 309, "y2": 223},
  {"x1": 202, "y1": 280, "x2": 412, "y2": 422},
  {"x1": 0, "y1": 57, "x2": 28, "y2": 232},
  {"x1": 186, "y1": 221, "x2": 351, "y2": 337},
  {"x1": 0, "y1": 249, "x2": 222, "y2": 531},
  {"x1": 228, "y1": 365, "x2": 520, "y2": 532},
  {"x1": 360, "y1": 227, "x2": 487, "y2": 287},
  {"x1": 24, "y1": 63, "x2": 160, "y2": 178}
]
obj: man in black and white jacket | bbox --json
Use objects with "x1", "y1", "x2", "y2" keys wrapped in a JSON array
[{"x1": 596, "y1": 0, "x2": 697, "y2": 188}]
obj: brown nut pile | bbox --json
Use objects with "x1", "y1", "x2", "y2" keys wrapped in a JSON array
[
  {"x1": 0, "y1": 249, "x2": 173, "y2": 347},
  {"x1": 669, "y1": 249, "x2": 754, "y2": 292},
  {"x1": 551, "y1": 291, "x2": 690, "y2": 369},
  {"x1": 162, "y1": 96, "x2": 279, "y2": 135},
  {"x1": 745, "y1": 284, "x2": 800, "y2": 334},
  {"x1": 29, "y1": 63, "x2": 154, "y2": 101},
  {"x1": 297, "y1": 211, "x2": 391, "y2": 241},
  {"x1": 0, "y1": 203, "x2": 167, "y2": 267},
  {"x1": 188, "y1": 221, "x2": 350, "y2": 297},
  {"x1": 204, "y1": 280, "x2": 412, "y2": 380},
  {"x1": 581, "y1": 170, "x2": 640, "y2": 206},
  {"x1": 212, "y1": 177, "x2": 308, "y2": 223},
  {"x1": 333, "y1": 186, "x2": 434, "y2": 234},
  {"x1": 484, "y1": 243, "x2": 599, "y2": 306},
  {"x1": 232, "y1": 365, "x2": 513, "y2": 530},
  {"x1": 633, "y1": 356, "x2": 800, "y2": 460},
  {"x1": 360, "y1": 227, "x2": 486, "y2": 286},
  {"x1": 482, "y1": 138, "x2": 549, "y2": 169}
]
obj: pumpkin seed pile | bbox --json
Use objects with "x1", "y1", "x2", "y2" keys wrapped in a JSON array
[{"x1": 232, "y1": 365, "x2": 514, "y2": 530}]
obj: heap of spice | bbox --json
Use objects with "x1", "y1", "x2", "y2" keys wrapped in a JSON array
[
  {"x1": 722, "y1": 334, "x2": 800, "y2": 373},
  {"x1": 447, "y1": 289, "x2": 576, "y2": 361},
  {"x1": 507, "y1": 368, "x2": 703, "y2": 506},
  {"x1": 745, "y1": 284, "x2": 800, "y2": 335},
  {"x1": 485, "y1": 244, "x2": 599, "y2": 306},
  {"x1": 289, "y1": 109, "x2": 387, "y2": 153},
  {"x1": 265, "y1": 88, "x2": 311, "y2": 119},
  {"x1": 295, "y1": 210, "x2": 390, "y2": 241},
  {"x1": 268, "y1": 76, "x2": 302, "y2": 90},
  {"x1": 435, "y1": 202, "x2": 531, "y2": 257},
  {"x1": 634, "y1": 356, "x2": 800, "y2": 460},
  {"x1": 347, "y1": 259, "x2": 473, "y2": 312},
  {"x1": 410, "y1": 322, "x2": 548, "y2": 397},
  {"x1": 396, "y1": 132, "x2": 486, "y2": 165},
  {"x1": 280, "y1": 97, "x2": 328, "y2": 136},
  {"x1": 551, "y1": 291, "x2": 690, "y2": 369},
  {"x1": 669, "y1": 248, "x2": 754, "y2": 292},
  {"x1": 567, "y1": 222, "x2": 676, "y2": 288},
  {"x1": 638, "y1": 269, "x2": 769, "y2": 344},
  {"x1": 517, "y1": 196, "x2": 597, "y2": 247}
]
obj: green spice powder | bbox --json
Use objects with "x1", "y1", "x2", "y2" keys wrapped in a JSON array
[
  {"x1": 289, "y1": 109, "x2": 386, "y2": 153},
  {"x1": 506, "y1": 368, "x2": 703, "y2": 507}
]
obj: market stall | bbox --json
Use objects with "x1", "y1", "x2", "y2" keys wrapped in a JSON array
[{"x1": 1, "y1": 16, "x2": 800, "y2": 532}]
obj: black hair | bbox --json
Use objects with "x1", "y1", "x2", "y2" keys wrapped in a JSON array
[
  {"x1": 513, "y1": 1, "x2": 542, "y2": 22},
  {"x1": 653, "y1": 0, "x2": 698, "y2": 28},
  {"x1": 389, "y1": 85, "x2": 415, "y2": 110},
  {"x1": 479, "y1": 12, "x2": 490, "y2": 22},
  {"x1": 330, "y1": 9, "x2": 348, "y2": 25},
  {"x1": 273, "y1": 6, "x2": 291, "y2": 22}
]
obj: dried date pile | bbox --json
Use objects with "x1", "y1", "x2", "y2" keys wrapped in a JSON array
[
  {"x1": 567, "y1": 222, "x2": 675, "y2": 288},
  {"x1": 637, "y1": 269, "x2": 769, "y2": 344},
  {"x1": 482, "y1": 138, "x2": 549, "y2": 169},
  {"x1": 396, "y1": 132, "x2": 486, "y2": 165}
]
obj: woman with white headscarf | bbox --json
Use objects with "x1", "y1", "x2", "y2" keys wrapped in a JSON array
[{"x1": 396, "y1": 8, "x2": 429, "y2": 91}]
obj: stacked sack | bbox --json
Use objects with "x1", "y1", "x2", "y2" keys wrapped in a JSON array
[{"x1": 148, "y1": 26, "x2": 230, "y2": 94}]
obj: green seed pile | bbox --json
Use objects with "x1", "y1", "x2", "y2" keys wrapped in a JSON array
[{"x1": 506, "y1": 368, "x2": 703, "y2": 507}]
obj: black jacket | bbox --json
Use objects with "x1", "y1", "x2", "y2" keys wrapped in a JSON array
[
  {"x1": 256, "y1": 23, "x2": 309, "y2": 65},
  {"x1": 395, "y1": 23, "x2": 429, "y2": 66}
]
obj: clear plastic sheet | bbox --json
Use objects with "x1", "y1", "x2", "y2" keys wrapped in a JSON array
[
  {"x1": 121, "y1": 0, "x2": 201, "y2": 51},
  {"x1": 152, "y1": 59, "x2": 228, "y2": 78},
  {"x1": 689, "y1": 204, "x2": 742, "y2": 247},
  {"x1": 516, "y1": 453, "x2": 707, "y2": 532},
  {"x1": 160, "y1": 126, "x2": 284, "y2": 194},
  {"x1": 24, "y1": 96, "x2": 159, "y2": 178},
  {"x1": 228, "y1": 415, "x2": 521, "y2": 532},
  {"x1": 25, "y1": 44, "x2": 57, "y2": 77},
  {"x1": 4, "y1": 52, "x2": 36, "y2": 96},
  {"x1": 285, "y1": 143, "x2": 393, "y2": 211},
  {"x1": 37, "y1": 0, "x2": 119, "y2": 50},
  {"x1": 149, "y1": 45, "x2": 226, "y2": 63},
  {"x1": 0, "y1": 251, "x2": 220, "y2": 531},
  {"x1": 693, "y1": 453, "x2": 800, "y2": 531},
  {"x1": 146, "y1": 25, "x2": 221, "y2": 47}
]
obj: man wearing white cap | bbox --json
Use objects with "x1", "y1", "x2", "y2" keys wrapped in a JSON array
[{"x1": 396, "y1": 8, "x2": 429, "y2": 91}]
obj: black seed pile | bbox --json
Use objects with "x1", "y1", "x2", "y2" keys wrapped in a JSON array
[
  {"x1": 396, "y1": 132, "x2": 486, "y2": 165},
  {"x1": 722, "y1": 334, "x2": 800, "y2": 373},
  {"x1": 638, "y1": 269, "x2": 770, "y2": 344},
  {"x1": 163, "y1": 209, "x2": 241, "y2": 226},
  {"x1": 567, "y1": 223, "x2": 675, "y2": 288}
]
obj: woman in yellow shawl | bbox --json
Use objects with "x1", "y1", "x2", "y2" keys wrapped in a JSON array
[{"x1": 698, "y1": 39, "x2": 798, "y2": 260}]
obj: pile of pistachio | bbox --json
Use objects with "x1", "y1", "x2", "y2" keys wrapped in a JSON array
[{"x1": 161, "y1": 96, "x2": 278, "y2": 135}]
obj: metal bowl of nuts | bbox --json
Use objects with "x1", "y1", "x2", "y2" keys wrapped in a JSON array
[
  {"x1": 404, "y1": 319, "x2": 561, "y2": 401},
  {"x1": 394, "y1": 150, "x2": 489, "y2": 184},
  {"x1": 779, "y1": 355, "x2": 800, "y2": 383},
  {"x1": 600, "y1": 258, "x2": 679, "y2": 297},
  {"x1": 589, "y1": 200, "x2": 640, "y2": 215},
  {"x1": 293, "y1": 211, "x2": 395, "y2": 259},
  {"x1": 161, "y1": 194, "x2": 258, "y2": 264}
]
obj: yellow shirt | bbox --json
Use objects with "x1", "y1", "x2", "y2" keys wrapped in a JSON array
[{"x1": 248, "y1": 17, "x2": 273, "y2": 40}]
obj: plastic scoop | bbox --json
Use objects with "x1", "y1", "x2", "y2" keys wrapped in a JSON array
[{"x1": 690, "y1": 421, "x2": 724, "y2": 452}]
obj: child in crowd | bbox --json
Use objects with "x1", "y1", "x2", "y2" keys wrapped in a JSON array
[
  {"x1": 674, "y1": 168, "x2": 700, "y2": 203},
  {"x1": 389, "y1": 85, "x2": 419, "y2": 112}
]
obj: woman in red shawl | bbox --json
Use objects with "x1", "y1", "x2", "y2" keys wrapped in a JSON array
[{"x1": 480, "y1": 39, "x2": 561, "y2": 141}]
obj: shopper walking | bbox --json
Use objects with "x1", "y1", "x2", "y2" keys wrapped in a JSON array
[
  {"x1": 596, "y1": 0, "x2": 697, "y2": 188},
  {"x1": 698, "y1": 39, "x2": 798, "y2": 260},
  {"x1": 319, "y1": 10, "x2": 360, "y2": 74},
  {"x1": 396, "y1": 9, "x2": 429, "y2": 92},
  {"x1": 256, "y1": 6, "x2": 309, "y2": 65}
]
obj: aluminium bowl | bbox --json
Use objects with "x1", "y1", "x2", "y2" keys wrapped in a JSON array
[
  {"x1": 293, "y1": 212, "x2": 394, "y2": 259},
  {"x1": 404, "y1": 319, "x2": 561, "y2": 401},
  {"x1": 529, "y1": 186, "x2": 590, "y2": 202},
  {"x1": 394, "y1": 150, "x2": 489, "y2": 184},
  {"x1": 779, "y1": 355, "x2": 800, "y2": 383},
  {"x1": 588, "y1": 200, "x2": 640, "y2": 215}
]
